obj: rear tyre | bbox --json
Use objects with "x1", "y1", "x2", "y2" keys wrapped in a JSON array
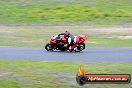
[{"x1": 45, "y1": 43, "x2": 53, "y2": 51}]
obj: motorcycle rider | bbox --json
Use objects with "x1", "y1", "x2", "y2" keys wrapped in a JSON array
[
  {"x1": 53, "y1": 31, "x2": 76, "y2": 52},
  {"x1": 61, "y1": 31, "x2": 74, "y2": 46},
  {"x1": 53, "y1": 31, "x2": 70, "y2": 40},
  {"x1": 68, "y1": 36, "x2": 82, "y2": 52},
  {"x1": 61, "y1": 31, "x2": 78, "y2": 52}
]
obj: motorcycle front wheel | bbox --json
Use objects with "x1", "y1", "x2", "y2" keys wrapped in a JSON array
[{"x1": 74, "y1": 43, "x2": 85, "y2": 52}]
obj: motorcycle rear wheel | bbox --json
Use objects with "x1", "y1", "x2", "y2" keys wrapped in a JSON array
[{"x1": 45, "y1": 43, "x2": 53, "y2": 51}]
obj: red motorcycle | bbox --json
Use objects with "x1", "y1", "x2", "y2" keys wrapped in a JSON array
[{"x1": 45, "y1": 35, "x2": 87, "y2": 52}]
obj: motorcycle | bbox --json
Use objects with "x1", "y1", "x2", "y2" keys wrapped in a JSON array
[{"x1": 45, "y1": 35, "x2": 87, "y2": 52}]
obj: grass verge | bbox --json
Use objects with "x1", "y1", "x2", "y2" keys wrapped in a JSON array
[
  {"x1": 0, "y1": 27, "x2": 132, "y2": 47},
  {"x1": 0, "y1": 0, "x2": 132, "y2": 24},
  {"x1": 0, "y1": 60, "x2": 132, "y2": 88}
]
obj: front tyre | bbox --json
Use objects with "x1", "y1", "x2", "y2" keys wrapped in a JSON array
[
  {"x1": 45, "y1": 43, "x2": 53, "y2": 51},
  {"x1": 74, "y1": 43, "x2": 85, "y2": 52}
]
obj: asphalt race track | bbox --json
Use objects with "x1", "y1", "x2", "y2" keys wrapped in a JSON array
[{"x1": 0, "y1": 47, "x2": 132, "y2": 62}]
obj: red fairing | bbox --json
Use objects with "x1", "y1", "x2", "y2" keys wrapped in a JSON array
[
  {"x1": 79, "y1": 36, "x2": 87, "y2": 43},
  {"x1": 68, "y1": 36, "x2": 87, "y2": 52},
  {"x1": 49, "y1": 36, "x2": 56, "y2": 44},
  {"x1": 75, "y1": 35, "x2": 87, "y2": 44}
]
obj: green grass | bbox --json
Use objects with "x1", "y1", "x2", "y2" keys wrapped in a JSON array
[
  {"x1": 0, "y1": 60, "x2": 131, "y2": 88},
  {"x1": 0, "y1": 0, "x2": 132, "y2": 24},
  {"x1": 0, "y1": 27, "x2": 132, "y2": 47},
  {"x1": 87, "y1": 36, "x2": 132, "y2": 47}
]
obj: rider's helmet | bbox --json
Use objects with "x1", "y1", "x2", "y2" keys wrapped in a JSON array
[{"x1": 64, "y1": 31, "x2": 70, "y2": 38}]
